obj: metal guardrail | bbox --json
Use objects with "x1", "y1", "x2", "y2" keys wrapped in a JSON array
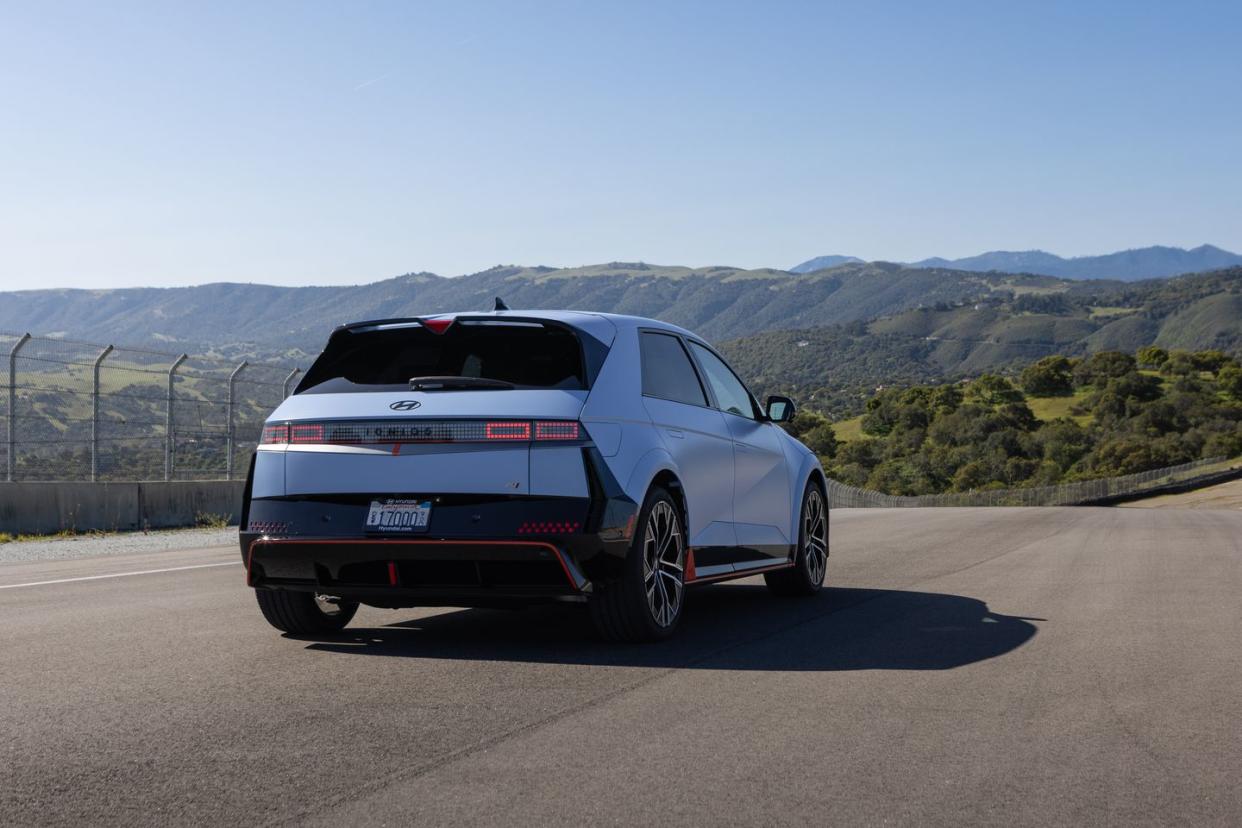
[
  {"x1": 0, "y1": 331, "x2": 299, "y2": 483},
  {"x1": 825, "y1": 456, "x2": 1234, "y2": 508}
]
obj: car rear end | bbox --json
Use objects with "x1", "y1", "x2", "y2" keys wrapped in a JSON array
[{"x1": 240, "y1": 313, "x2": 637, "y2": 609}]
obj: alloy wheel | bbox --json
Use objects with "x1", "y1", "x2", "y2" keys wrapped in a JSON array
[
  {"x1": 803, "y1": 489, "x2": 827, "y2": 584},
  {"x1": 642, "y1": 500, "x2": 685, "y2": 628}
]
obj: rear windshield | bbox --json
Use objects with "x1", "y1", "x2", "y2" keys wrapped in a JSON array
[{"x1": 297, "y1": 321, "x2": 592, "y2": 394}]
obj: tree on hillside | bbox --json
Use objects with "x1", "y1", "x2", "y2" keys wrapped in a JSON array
[
  {"x1": 782, "y1": 410, "x2": 839, "y2": 459},
  {"x1": 1191, "y1": 350, "x2": 1231, "y2": 373},
  {"x1": 1020, "y1": 356, "x2": 1074, "y2": 397},
  {"x1": 1162, "y1": 350, "x2": 1198, "y2": 376},
  {"x1": 1219, "y1": 364, "x2": 1242, "y2": 400},
  {"x1": 1136, "y1": 346, "x2": 1169, "y2": 369},
  {"x1": 966, "y1": 375, "x2": 1025, "y2": 407},
  {"x1": 1072, "y1": 351, "x2": 1137, "y2": 388},
  {"x1": 931, "y1": 384, "x2": 964, "y2": 413},
  {"x1": 1033, "y1": 418, "x2": 1092, "y2": 472},
  {"x1": 1086, "y1": 437, "x2": 1180, "y2": 476}
]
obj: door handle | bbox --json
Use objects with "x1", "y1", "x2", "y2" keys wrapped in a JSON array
[
  {"x1": 666, "y1": 429, "x2": 685, "y2": 439},
  {"x1": 733, "y1": 442, "x2": 751, "y2": 451}
]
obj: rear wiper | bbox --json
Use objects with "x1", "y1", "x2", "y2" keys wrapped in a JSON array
[{"x1": 408, "y1": 376, "x2": 517, "y2": 391}]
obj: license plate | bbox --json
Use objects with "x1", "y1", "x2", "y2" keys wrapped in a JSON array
[{"x1": 365, "y1": 499, "x2": 432, "y2": 533}]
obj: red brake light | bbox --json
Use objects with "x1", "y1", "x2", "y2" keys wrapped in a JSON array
[
  {"x1": 260, "y1": 424, "x2": 289, "y2": 445},
  {"x1": 422, "y1": 317, "x2": 454, "y2": 335},
  {"x1": 535, "y1": 421, "x2": 580, "y2": 440},
  {"x1": 290, "y1": 423, "x2": 325, "y2": 443},
  {"x1": 485, "y1": 421, "x2": 531, "y2": 440}
]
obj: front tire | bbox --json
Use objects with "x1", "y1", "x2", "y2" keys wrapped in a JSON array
[
  {"x1": 590, "y1": 487, "x2": 687, "y2": 642},
  {"x1": 254, "y1": 589, "x2": 359, "y2": 635},
  {"x1": 765, "y1": 481, "x2": 828, "y2": 596}
]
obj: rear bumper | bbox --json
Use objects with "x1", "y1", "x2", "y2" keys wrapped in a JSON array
[
  {"x1": 245, "y1": 536, "x2": 591, "y2": 607},
  {"x1": 239, "y1": 488, "x2": 637, "y2": 608}
]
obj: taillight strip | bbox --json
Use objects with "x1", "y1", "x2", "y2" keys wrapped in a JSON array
[{"x1": 260, "y1": 419, "x2": 582, "y2": 446}]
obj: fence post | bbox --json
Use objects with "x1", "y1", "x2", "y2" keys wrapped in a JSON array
[
  {"x1": 90, "y1": 344, "x2": 114, "y2": 482},
  {"x1": 226, "y1": 361, "x2": 247, "y2": 481},
  {"x1": 165, "y1": 354, "x2": 187, "y2": 482},
  {"x1": 6, "y1": 333, "x2": 31, "y2": 483},
  {"x1": 283, "y1": 368, "x2": 301, "y2": 399}
]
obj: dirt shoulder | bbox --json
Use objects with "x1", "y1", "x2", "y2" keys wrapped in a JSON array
[{"x1": 1122, "y1": 476, "x2": 1242, "y2": 509}]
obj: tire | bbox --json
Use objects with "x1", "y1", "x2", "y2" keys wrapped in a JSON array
[
  {"x1": 254, "y1": 589, "x2": 359, "y2": 635},
  {"x1": 590, "y1": 487, "x2": 687, "y2": 642},
  {"x1": 765, "y1": 481, "x2": 828, "y2": 597}
]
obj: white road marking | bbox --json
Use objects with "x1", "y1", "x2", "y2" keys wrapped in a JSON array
[{"x1": 0, "y1": 561, "x2": 240, "y2": 590}]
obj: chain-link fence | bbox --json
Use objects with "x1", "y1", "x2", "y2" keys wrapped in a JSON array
[
  {"x1": 2, "y1": 331, "x2": 300, "y2": 482},
  {"x1": 4, "y1": 327, "x2": 1237, "y2": 500},
  {"x1": 825, "y1": 456, "x2": 1235, "y2": 508}
]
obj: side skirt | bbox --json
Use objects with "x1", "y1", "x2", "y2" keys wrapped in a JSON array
[{"x1": 683, "y1": 545, "x2": 798, "y2": 585}]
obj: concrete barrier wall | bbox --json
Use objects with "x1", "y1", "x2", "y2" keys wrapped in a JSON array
[{"x1": 0, "y1": 482, "x2": 244, "y2": 536}]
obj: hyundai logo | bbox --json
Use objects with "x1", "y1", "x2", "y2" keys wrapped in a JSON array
[{"x1": 389, "y1": 400, "x2": 422, "y2": 411}]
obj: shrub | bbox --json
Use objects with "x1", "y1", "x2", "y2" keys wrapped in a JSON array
[
  {"x1": 1073, "y1": 351, "x2": 1137, "y2": 388},
  {"x1": 1020, "y1": 356, "x2": 1074, "y2": 397},
  {"x1": 1136, "y1": 346, "x2": 1169, "y2": 369}
]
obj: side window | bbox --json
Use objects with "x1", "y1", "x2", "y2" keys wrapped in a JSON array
[
  {"x1": 640, "y1": 332, "x2": 708, "y2": 407},
  {"x1": 688, "y1": 342, "x2": 759, "y2": 420}
]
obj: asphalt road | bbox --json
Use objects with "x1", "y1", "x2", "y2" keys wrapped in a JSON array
[{"x1": 2, "y1": 507, "x2": 1240, "y2": 826}]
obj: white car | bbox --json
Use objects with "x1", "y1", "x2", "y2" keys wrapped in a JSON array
[{"x1": 240, "y1": 308, "x2": 829, "y2": 641}]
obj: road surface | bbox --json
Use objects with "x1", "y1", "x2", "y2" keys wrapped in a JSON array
[{"x1": 2, "y1": 507, "x2": 1240, "y2": 826}]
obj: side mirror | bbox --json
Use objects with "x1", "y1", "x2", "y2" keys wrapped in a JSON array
[{"x1": 766, "y1": 395, "x2": 796, "y2": 423}]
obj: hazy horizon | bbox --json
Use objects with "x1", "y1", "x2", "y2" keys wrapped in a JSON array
[{"x1": 3, "y1": 1, "x2": 1241, "y2": 291}]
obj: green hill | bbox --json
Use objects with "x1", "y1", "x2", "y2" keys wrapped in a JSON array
[{"x1": 722, "y1": 267, "x2": 1242, "y2": 415}]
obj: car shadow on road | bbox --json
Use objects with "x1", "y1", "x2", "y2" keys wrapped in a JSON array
[{"x1": 302, "y1": 585, "x2": 1042, "y2": 672}]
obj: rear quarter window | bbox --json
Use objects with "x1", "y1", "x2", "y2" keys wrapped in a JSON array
[{"x1": 639, "y1": 332, "x2": 708, "y2": 407}]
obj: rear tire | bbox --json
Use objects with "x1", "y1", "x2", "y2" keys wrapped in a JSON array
[
  {"x1": 254, "y1": 589, "x2": 359, "y2": 635},
  {"x1": 590, "y1": 487, "x2": 686, "y2": 642},
  {"x1": 765, "y1": 481, "x2": 828, "y2": 597}
]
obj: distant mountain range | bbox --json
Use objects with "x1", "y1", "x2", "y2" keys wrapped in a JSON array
[
  {"x1": 0, "y1": 262, "x2": 1084, "y2": 358},
  {"x1": 784, "y1": 254, "x2": 863, "y2": 272},
  {"x1": 790, "y1": 244, "x2": 1242, "y2": 281}
]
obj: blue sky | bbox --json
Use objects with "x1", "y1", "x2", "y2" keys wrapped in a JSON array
[{"x1": 2, "y1": 0, "x2": 1240, "y2": 289}]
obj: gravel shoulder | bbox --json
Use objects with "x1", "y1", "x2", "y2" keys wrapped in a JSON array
[{"x1": 0, "y1": 527, "x2": 236, "y2": 564}]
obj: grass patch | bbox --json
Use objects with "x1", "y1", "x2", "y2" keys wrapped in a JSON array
[
  {"x1": 1027, "y1": 390, "x2": 1094, "y2": 425},
  {"x1": 1088, "y1": 306, "x2": 1139, "y2": 319},
  {"x1": 832, "y1": 414, "x2": 866, "y2": 442},
  {"x1": 194, "y1": 511, "x2": 233, "y2": 529}
]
